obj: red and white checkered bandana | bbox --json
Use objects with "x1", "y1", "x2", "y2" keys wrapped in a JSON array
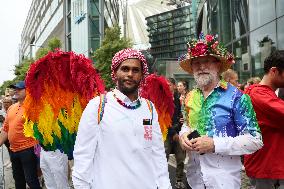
[{"x1": 111, "y1": 48, "x2": 149, "y2": 81}]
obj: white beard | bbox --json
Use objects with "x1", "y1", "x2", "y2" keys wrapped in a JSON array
[{"x1": 193, "y1": 71, "x2": 219, "y2": 89}]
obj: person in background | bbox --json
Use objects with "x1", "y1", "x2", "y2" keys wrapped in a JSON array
[
  {"x1": 0, "y1": 97, "x2": 13, "y2": 128},
  {"x1": 0, "y1": 97, "x2": 13, "y2": 167},
  {"x1": 222, "y1": 69, "x2": 239, "y2": 87},
  {"x1": 165, "y1": 78, "x2": 186, "y2": 189},
  {"x1": 244, "y1": 50, "x2": 284, "y2": 189},
  {"x1": 244, "y1": 77, "x2": 261, "y2": 90},
  {"x1": 0, "y1": 81, "x2": 41, "y2": 189},
  {"x1": 177, "y1": 81, "x2": 188, "y2": 106},
  {"x1": 0, "y1": 97, "x2": 13, "y2": 189},
  {"x1": 40, "y1": 148, "x2": 70, "y2": 189}
]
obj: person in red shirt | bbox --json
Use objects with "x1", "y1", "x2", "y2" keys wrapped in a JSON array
[
  {"x1": 244, "y1": 50, "x2": 284, "y2": 189},
  {"x1": 0, "y1": 81, "x2": 41, "y2": 189}
]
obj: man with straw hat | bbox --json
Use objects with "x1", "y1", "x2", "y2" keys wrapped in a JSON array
[{"x1": 178, "y1": 33, "x2": 263, "y2": 189}]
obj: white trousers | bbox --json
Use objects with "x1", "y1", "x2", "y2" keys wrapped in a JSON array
[
  {"x1": 186, "y1": 152, "x2": 241, "y2": 189},
  {"x1": 40, "y1": 149, "x2": 70, "y2": 189}
]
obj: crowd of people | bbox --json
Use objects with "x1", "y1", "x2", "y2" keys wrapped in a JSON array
[{"x1": 0, "y1": 34, "x2": 283, "y2": 189}]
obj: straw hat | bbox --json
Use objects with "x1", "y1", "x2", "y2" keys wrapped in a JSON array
[{"x1": 179, "y1": 33, "x2": 235, "y2": 74}]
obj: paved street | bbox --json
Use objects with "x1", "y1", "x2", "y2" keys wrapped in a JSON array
[
  {"x1": 1, "y1": 149, "x2": 252, "y2": 189},
  {"x1": 168, "y1": 154, "x2": 253, "y2": 189},
  {"x1": 1, "y1": 146, "x2": 14, "y2": 189}
]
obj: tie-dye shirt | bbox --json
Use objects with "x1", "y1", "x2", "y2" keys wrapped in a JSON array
[{"x1": 184, "y1": 80, "x2": 260, "y2": 137}]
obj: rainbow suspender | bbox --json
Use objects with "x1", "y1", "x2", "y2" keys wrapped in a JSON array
[
  {"x1": 146, "y1": 100, "x2": 153, "y2": 120},
  {"x1": 97, "y1": 94, "x2": 107, "y2": 124}
]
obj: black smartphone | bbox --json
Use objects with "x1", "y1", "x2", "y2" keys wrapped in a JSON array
[
  {"x1": 187, "y1": 130, "x2": 204, "y2": 155},
  {"x1": 187, "y1": 130, "x2": 200, "y2": 140}
]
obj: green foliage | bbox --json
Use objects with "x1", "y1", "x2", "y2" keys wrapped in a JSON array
[
  {"x1": 14, "y1": 57, "x2": 34, "y2": 81},
  {"x1": 35, "y1": 37, "x2": 62, "y2": 60},
  {"x1": 0, "y1": 80, "x2": 14, "y2": 95},
  {"x1": 93, "y1": 25, "x2": 132, "y2": 89},
  {"x1": 47, "y1": 37, "x2": 62, "y2": 51},
  {"x1": 35, "y1": 48, "x2": 49, "y2": 60}
]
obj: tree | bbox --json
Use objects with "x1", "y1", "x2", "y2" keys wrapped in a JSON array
[
  {"x1": 0, "y1": 80, "x2": 14, "y2": 95},
  {"x1": 93, "y1": 25, "x2": 132, "y2": 89},
  {"x1": 35, "y1": 37, "x2": 62, "y2": 60},
  {"x1": 14, "y1": 57, "x2": 35, "y2": 81},
  {"x1": 35, "y1": 48, "x2": 49, "y2": 60},
  {"x1": 47, "y1": 37, "x2": 62, "y2": 51}
]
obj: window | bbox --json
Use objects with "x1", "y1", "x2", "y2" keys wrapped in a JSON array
[
  {"x1": 232, "y1": 37, "x2": 250, "y2": 82},
  {"x1": 219, "y1": 0, "x2": 232, "y2": 44},
  {"x1": 232, "y1": 0, "x2": 248, "y2": 40},
  {"x1": 67, "y1": 0, "x2": 71, "y2": 13},
  {"x1": 243, "y1": 63, "x2": 249, "y2": 71},
  {"x1": 276, "y1": 0, "x2": 284, "y2": 18},
  {"x1": 67, "y1": 34, "x2": 72, "y2": 51},
  {"x1": 277, "y1": 16, "x2": 284, "y2": 50},
  {"x1": 250, "y1": 21, "x2": 277, "y2": 76},
  {"x1": 249, "y1": 0, "x2": 276, "y2": 31}
]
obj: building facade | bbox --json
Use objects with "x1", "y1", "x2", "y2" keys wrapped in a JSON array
[
  {"x1": 146, "y1": 3, "x2": 200, "y2": 89},
  {"x1": 123, "y1": 0, "x2": 176, "y2": 49},
  {"x1": 196, "y1": 0, "x2": 284, "y2": 83},
  {"x1": 20, "y1": 0, "x2": 65, "y2": 59},
  {"x1": 147, "y1": 0, "x2": 284, "y2": 87},
  {"x1": 20, "y1": 0, "x2": 119, "y2": 60}
]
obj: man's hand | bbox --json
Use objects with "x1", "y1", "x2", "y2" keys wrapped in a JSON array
[
  {"x1": 179, "y1": 132, "x2": 195, "y2": 151},
  {"x1": 191, "y1": 136, "x2": 215, "y2": 154},
  {"x1": 179, "y1": 117, "x2": 184, "y2": 125},
  {"x1": 172, "y1": 134, "x2": 179, "y2": 142}
]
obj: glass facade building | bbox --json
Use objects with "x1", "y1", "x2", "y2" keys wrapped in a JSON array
[
  {"x1": 146, "y1": 5, "x2": 194, "y2": 59},
  {"x1": 20, "y1": 0, "x2": 65, "y2": 59},
  {"x1": 20, "y1": 0, "x2": 119, "y2": 60},
  {"x1": 196, "y1": 0, "x2": 284, "y2": 83},
  {"x1": 71, "y1": 0, "x2": 119, "y2": 57},
  {"x1": 149, "y1": 0, "x2": 284, "y2": 88},
  {"x1": 146, "y1": 4, "x2": 200, "y2": 89}
]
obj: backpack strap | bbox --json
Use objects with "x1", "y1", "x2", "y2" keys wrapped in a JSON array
[
  {"x1": 145, "y1": 99, "x2": 153, "y2": 121},
  {"x1": 97, "y1": 94, "x2": 107, "y2": 124}
]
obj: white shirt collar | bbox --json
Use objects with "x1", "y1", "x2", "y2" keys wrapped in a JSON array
[{"x1": 113, "y1": 88, "x2": 140, "y2": 104}]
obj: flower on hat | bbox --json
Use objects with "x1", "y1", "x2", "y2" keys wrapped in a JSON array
[
  {"x1": 186, "y1": 32, "x2": 234, "y2": 61},
  {"x1": 191, "y1": 42, "x2": 208, "y2": 57},
  {"x1": 226, "y1": 53, "x2": 235, "y2": 64},
  {"x1": 179, "y1": 32, "x2": 235, "y2": 74},
  {"x1": 205, "y1": 34, "x2": 214, "y2": 42}
]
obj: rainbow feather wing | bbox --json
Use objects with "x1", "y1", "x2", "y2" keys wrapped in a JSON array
[
  {"x1": 140, "y1": 74, "x2": 174, "y2": 141},
  {"x1": 23, "y1": 50, "x2": 105, "y2": 154}
]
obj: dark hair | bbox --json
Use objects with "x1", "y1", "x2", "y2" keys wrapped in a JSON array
[
  {"x1": 168, "y1": 78, "x2": 176, "y2": 85},
  {"x1": 178, "y1": 80, "x2": 189, "y2": 91},
  {"x1": 264, "y1": 50, "x2": 284, "y2": 74}
]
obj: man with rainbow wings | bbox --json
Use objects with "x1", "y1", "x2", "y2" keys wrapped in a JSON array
[{"x1": 72, "y1": 48, "x2": 173, "y2": 189}]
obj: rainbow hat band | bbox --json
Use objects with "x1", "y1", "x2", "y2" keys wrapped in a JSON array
[{"x1": 179, "y1": 33, "x2": 235, "y2": 74}]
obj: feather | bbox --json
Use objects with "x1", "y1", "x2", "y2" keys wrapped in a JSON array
[
  {"x1": 140, "y1": 74, "x2": 174, "y2": 141},
  {"x1": 23, "y1": 50, "x2": 105, "y2": 155}
]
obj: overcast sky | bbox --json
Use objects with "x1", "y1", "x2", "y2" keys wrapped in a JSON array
[{"x1": 0, "y1": 0, "x2": 32, "y2": 85}]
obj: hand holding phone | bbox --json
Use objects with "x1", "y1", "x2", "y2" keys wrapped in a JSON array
[
  {"x1": 187, "y1": 130, "x2": 200, "y2": 140},
  {"x1": 187, "y1": 130, "x2": 204, "y2": 155}
]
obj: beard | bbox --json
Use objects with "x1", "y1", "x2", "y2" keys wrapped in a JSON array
[
  {"x1": 117, "y1": 78, "x2": 140, "y2": 95},
  {"x1": 193, "y1": 71, "x2": 219, "y2": 89}
]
